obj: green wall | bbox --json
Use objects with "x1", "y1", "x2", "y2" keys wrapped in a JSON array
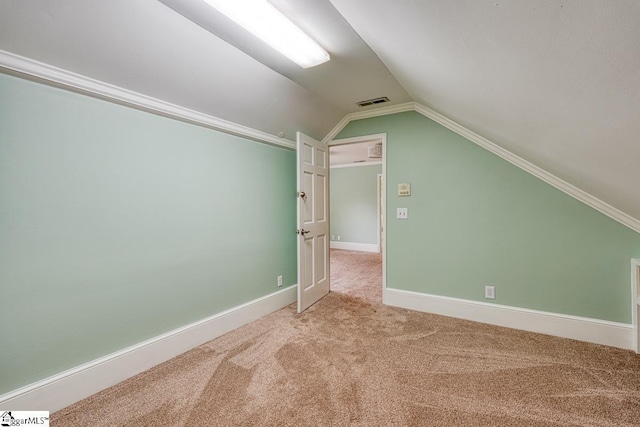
[
  {"x1": 0, "y1": 73, "x2": 296, "y2": 394},
  {"x1": 337, "y1": 112, "x2": 640, "y2": 323},
  {"x1": 330, "y1": 164, "x2": 381, "y2": 244}
]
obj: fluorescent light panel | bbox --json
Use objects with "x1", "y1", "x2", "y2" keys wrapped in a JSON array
[{"x1": 203, "y1": 0, "x2": 330, "y2": 68}]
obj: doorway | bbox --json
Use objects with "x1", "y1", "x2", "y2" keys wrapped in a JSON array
[{"x1": 327, "y1": 134, "x2": 387, "y2": 305}]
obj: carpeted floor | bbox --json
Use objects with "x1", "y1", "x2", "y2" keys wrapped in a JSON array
[
  {"x1": 52, "y1": 250, "x2": 640, "y2": 426},
  {"x1": 330, "y1": 249, "x2": 382, "y2": 304}
]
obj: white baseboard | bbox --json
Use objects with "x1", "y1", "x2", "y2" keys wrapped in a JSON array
[
  {"x1": 0, "y1": 285, "x2": 297, "y2": 412},
  {"x1": 330, "y1": 241, "x2": 379, "y2": 253},
  {"x1": 384, "y1": 288, "x2": 633, "y2": 350}
]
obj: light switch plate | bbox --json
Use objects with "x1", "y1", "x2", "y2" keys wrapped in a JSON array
[{"x1": 397, "y1": 208, "x2": 408, "y2": 219}]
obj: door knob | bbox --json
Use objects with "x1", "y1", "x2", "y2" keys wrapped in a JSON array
[
  {"x1": 298, "y1": 191, "x2": 307, "y2": 200},
  {"x1": 296, "y1": 229, "x2": 310, "y2": 235}
]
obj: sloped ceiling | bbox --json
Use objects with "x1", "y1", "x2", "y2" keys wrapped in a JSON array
[
  {"x1": 0, "y1": 0, "x2": 409, "y2": 141},
  {"x1": 0, "y1": 0, "x2": 639, "y2": 222},
  {"x1": 157, "y1": 0, "x2": 411, "y2": 112},
  {"x1": 329, "y1": 0, "x2": 640, "y2": 221},
  {"x1": 0, "y1": 0, "x2": 345, "y2": 140}
]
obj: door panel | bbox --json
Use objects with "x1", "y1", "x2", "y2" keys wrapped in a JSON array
[
  {"x1": 316, "y1": 173, "x2": 326, "y2": 222},
  {"x1": 303, "y1": 238, "x2": 314, "y2": 290},
  {"x1": 316, "y1": 147, "x2": 326, "y2": 168},
  {"x1": 303, "y1": 172, "x2": 314, "y2": 223},
  {"x1": 316, "y1": 234, "x2": 327, "y2": 283},
  {"x1": 297, "y1": 132, "x2": 330, "y2": 312}
]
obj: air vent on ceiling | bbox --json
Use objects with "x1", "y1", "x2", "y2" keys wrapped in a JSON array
[
  {"x1": 356, "y1": 97, "x2": 390, "y2": 107},
  {"x1": 368, "y1": 143, "x2": 383, "y2": 158}
]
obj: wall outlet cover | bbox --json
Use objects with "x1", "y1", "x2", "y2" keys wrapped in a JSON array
[
  {"x1": 397, "y1": 208, "x2": 408, "y2": 219},
  {"x1": 485, "y1": 285, "x2": 495, "y2": 299}
]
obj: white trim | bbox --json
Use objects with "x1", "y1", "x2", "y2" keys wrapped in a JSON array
[
  {"x1": 383, "y1": 288, "x2": 633, "y2": 350},
  {"x1": 330, "y1": 241, "x2": 379, "y2": 253},
  {"x1": 323, "y1": 102, "x2": 640, "y2": 234},
  {"x1": 322, "y1": 103, "x2": 415, "y2": 144},
  {"x1": 381, "y1": 137, "x2": 387, "y2": 292},
  {"x1": 0, "y1": 49, "x2": 295, "y2": 150},
  {"x1": 377, "y1": 173, "x2": 383, "y2": 254},
  {"x1": 632, "y1": 259, "x2": 640, "y2": 353},
  {"x1": 413, "y1": 104, "x2": 640, "y2": 234},
  {"x1": 329, "y1": 161, "x2": 382, "y2": 169},
  {"x1": 0, "y1": 285, "x2": 297, "y2": 412}
]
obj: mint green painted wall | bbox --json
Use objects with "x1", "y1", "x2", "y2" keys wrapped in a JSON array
[
  {"x1": 337, "y1": 112, "x2": 640, "y2": 323},
  {"x1": 330, "y1": 165, "x2": 381, "y2": 244},
  {"x1": 0, "y1": 73, "x2": 296, "y2": 394}
]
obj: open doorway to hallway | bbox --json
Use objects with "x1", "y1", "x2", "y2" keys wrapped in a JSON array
[{"x1": 328, "y1": 134, "x2": 386, "y2": 305}]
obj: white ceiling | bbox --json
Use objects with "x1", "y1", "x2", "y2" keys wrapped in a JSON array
[
  {"x1": 329, "y1": 0, "x2": 640, "y2": 220},
  {"x1": 0, "y1": 0, "x2": 639, "y2": 221},
  {"x1": 157, "y1": 0, "x2": 411, "y2": 113},
  {"x1": 0, "y1": 0, "x2": 342, "y2": 141}
]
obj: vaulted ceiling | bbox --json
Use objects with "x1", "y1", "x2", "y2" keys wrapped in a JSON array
[{"x1": 1, "y1": 0, "x2": 639, "y2": 221}]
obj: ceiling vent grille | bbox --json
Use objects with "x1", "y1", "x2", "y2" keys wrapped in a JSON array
[
  {"x1": 356, "y1": 97, "x2": 390, "y2": 107},
  {"x1": 368, "y1": 143, "x2": 383, "y2": 158}
]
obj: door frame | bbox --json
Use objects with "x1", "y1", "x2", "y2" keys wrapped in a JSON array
[
  {"x1": 632, "y1": 258, "x2": 640, "y2": 353},
  {"x1": 327, "y1": 133, "x2": 387, "y2": 296},
  {"x1": 377, "y1": 173, "x2": 383, "y2": 253}
]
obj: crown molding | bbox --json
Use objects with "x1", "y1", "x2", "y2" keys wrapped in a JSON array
[
  {"x1": 324, "y1": 102, "x2": 640, "y2": 234},
  {"x1": 321, "y1": 102, "x2": 416, "y2": 143},
  {"x1": 0, "y1": 50, "x2": 295, "y2": 150},
  {"x1": 2, "y1": 49, "x2": 637, "y2": 234}
]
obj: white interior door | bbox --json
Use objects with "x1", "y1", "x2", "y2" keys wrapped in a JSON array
[{"x1": 297, "y1": 132, "x2": 330, "y2": 313}]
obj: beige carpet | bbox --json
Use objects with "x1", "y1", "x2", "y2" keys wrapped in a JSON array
[
  {"x1": 330, "y1": 249, "x2": 382, "y2": 304},
  {"x1": 52, "y1": 250, "x2": 640, "y2": 426}
]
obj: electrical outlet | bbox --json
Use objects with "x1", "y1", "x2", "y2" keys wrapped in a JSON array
[
  {"x1": 485, "y1": 285, "x2": 495, "y2": 299},
  {"x1": 337, "y1": 235, "x2": 341, "y2": 241},
  {"x1": 331, "y1": 235, "x2": 335, "y2": 241},
  {"x1": 277, "y1": 275, "x2": 283, "y2": 287},
  {"x1": 396, "y1": 208, "x2": 408, "y2": 219}
]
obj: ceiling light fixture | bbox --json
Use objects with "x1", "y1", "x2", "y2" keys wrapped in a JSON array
[{"x1": 203, "y1": 0, "x2": 330, "y2": 68}]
